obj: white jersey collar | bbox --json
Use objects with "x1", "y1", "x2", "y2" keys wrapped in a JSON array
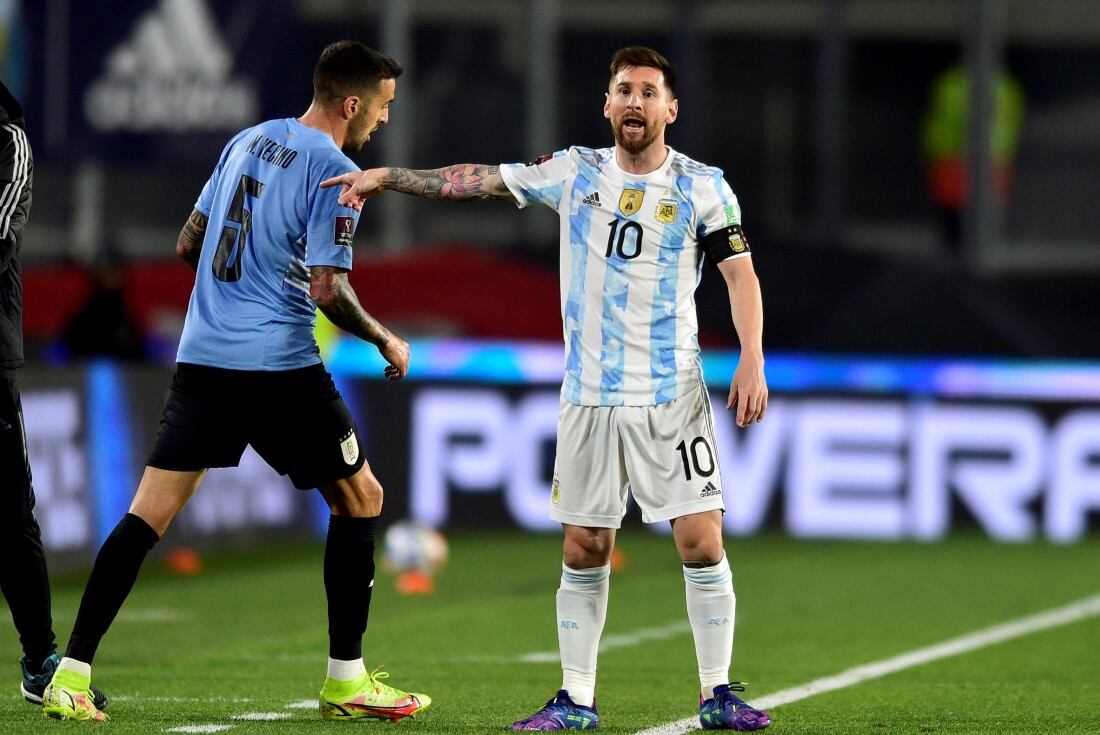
[{"x1": 610, "y1": 145, "x2": 676, "y2": 181}]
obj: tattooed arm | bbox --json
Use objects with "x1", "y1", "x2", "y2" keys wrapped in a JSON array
[
  {"x1": 382, "y1": 165, "x2": 513, "y2": 201},
  {"x1": 310, "y1": 266, "x2": 409, "y2": 380},
  {"x1": 320, "y1": 165, "x2": 515, "y2": 210},
  {"x1": 176, "y1": 209, "x2": 208, "y2": 271}
]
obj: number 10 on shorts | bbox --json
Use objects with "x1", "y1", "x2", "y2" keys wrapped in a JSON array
[{"x1": 676, "y1": 436, "x2": 716, "y2": 481}]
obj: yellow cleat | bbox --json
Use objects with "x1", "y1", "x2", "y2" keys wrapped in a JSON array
[
  {"x1": 320, "y1": 666, "x2": 431, "y2": 722},
  {"x1": 42, "y1": 669, "x2": 109, "y2": 722}
]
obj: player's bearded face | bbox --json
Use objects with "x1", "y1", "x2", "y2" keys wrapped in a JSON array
[
  {"x1": 605, "y1": 67, "x2": 675, "y2": 155},
  {"x1": 610, "y1": 112, "x2": 661, "y2": 154},
  {"x1": 344, "y1": 108, "x2": 373, "y2": 152},
  {"x1": 343, "y1": 79, "x2": 396, "y2": 153}
]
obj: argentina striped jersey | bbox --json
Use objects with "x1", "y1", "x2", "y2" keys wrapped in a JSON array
[{"x1": 500, "y1": 146, "x2": 746, "y2": 407}]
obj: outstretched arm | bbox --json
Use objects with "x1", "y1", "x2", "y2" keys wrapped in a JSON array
[
  {"x1": 321, "y1": 165, "x2": 515, "y2": 210},
  {"x1": 717, "y1": 256, "x2": 767, "y2": 427},
  {"x1": 310, "y1": 265, "x2": 409, "y2": 380},
  {"x1": 382, "y1": 165, "x2": 513, "y2": 200},
  {"x1": 176, "y1": 209, "x2": 208, "y2": 271}
]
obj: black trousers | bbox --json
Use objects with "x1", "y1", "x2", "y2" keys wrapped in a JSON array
[{"x1": 0, "y1": 376, "x2": 56, "y2": 663}]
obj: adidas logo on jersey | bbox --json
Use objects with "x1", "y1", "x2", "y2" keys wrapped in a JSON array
[
  {"x1": 700, "y1": 481, "x2": 721, "y2": 498},
  {"x1": 84, "y1": 0, "x2": 259, "y2": 132},
  {"x1": 581, "y1": 191, "x2": 603, "y2": 208}
]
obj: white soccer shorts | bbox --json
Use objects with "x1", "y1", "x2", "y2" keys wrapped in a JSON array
[{"x1": 549, "y1": 382, "x2": 724, "y2": 527}]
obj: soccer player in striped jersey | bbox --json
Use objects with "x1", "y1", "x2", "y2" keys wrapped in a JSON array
[
  {"x1": 42, "y1": 42, "x2": 429, "y2": 723},
  {"x1": 323, "y1": 46, "x2": 770, "y2": 731}
]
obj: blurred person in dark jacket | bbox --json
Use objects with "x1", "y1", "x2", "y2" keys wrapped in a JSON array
[
  {"x1": 0, "y1": 79, "x2": 107, "y2": 711},
  {"x1": 60, "y1": 253, "x2": 145, "y2": 361}
]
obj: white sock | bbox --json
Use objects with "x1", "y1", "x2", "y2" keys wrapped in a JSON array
[
  {"x1": 58, "y1": 657, "x2": 92, "y2": 680},
  {"x1": 327, "y1": 657, "x2": 366, "y2": 681},
  {"x1": 684, "y1": 554, "x2": 735, "y2": 700},
  {"x1": 557, "y1": 563, "x2": 610, "y2": 708}
]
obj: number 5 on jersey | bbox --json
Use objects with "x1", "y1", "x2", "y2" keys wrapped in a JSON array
[{"x1": 213, "y1": 174, "x2": 265, "y2": 282}]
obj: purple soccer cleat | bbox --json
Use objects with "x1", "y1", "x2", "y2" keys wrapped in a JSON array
[
  {"x1": 511, "y1": 690, "x2": 599, "y2": 731},
  {"x1": 699, "y1": 682, "x2": 771, "y2": 731}
]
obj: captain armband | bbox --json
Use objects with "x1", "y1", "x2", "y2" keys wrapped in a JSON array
[{"x1": 700, "y1": 225, "x2": 751, "y2": 266}]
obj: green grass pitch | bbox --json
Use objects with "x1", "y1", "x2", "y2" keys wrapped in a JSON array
[{"x1": 3, "y1": 530, "x2": 1099, "y2": 733}]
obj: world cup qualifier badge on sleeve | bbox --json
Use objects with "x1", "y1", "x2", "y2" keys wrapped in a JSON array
[{"x1": 335, "y1": 216, "x2": 355, "y2": 246}]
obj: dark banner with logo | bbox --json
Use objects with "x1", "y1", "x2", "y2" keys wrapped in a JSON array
[{"x1": 22, "y1": 0, "x2": 301, "y2": 160}]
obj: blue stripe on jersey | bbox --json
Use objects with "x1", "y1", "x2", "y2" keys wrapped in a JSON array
[
  {"x1": 712, "y1": 170, "x2": 733, "y2": 206},
  {"x1": 563, "y1": 167, "x2": 598, "y2": 403},
  {"x1": 599, "y1": 182, "x2": 647, "y2": 404},
  {"x1": 519, "y1": 182, "x2": 565, "y2": 210},
  {"x1": 672, "y1": 153, "x2": 720, "y2": 178},
  {"x1": 698, "y1": 170, "x2": 734, "y2": 238},
  {"x1": 650, "y1": 174, "x2": 692, "y2": 403}
]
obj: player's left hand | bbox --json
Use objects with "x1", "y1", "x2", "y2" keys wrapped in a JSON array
[
  {"x1": 379, "y1": 332, "x2": 410, "y2": 381},
  {"x1": 727, "y1": 355, "x2": 767, "y2": 428},
  {"x1": 320, "y1": 168, "x2": 389, "y2": 211}
]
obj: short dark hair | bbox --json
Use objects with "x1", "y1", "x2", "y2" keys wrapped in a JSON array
[
  {"x1": 609, "y1": 47, "x2": 676, "y2": 97},
  {"x1": 313, "y1": 40, "x2": 403, "y2": 104}
]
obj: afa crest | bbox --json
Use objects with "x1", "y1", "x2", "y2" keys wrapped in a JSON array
[
  {"x1": 655, "y1": 199, "x2": 678, "y2": 224},
  {"x1": 728, "y1": 228, "x2": 749, "y2": 253},
  {"x1": 618, "y1": 188, "x2": 644, "y2": 216}
]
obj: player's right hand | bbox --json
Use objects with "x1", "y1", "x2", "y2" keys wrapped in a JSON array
[
  {"x1": 728, "y1": 354, "x2": 767, "y2": 428},
  {"x1": 379, "y1": 332, "x2": 410, "y2": 381},
  {"x1": 320, "y1": 168, "x2": 389, "y2": 211}
]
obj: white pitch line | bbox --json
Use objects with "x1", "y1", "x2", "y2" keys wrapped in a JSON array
[
  {"x1": 116, "y1": 608, "x2": 191, "y2": 623},
  {"x1": 165, "y1": 727, "x2": 234, "y2": 734},
  {"x1": 633, "y1": 591, "x2": 1100, "y2": 735},
  {"x1": 520, "y1": 621, "x2": 691, "y2": 663},
  {"x1": 231, "y1": 712, "x2": 292, "y2": 720},
  {"x1": 285, "y1": 699, "x2": 317, "y2": 709},
  {"x1": 114, "y1": 695, "x2": 255, "y2": 703}
]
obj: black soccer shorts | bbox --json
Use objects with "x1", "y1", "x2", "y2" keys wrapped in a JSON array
[{"x1": 147, "y1": 362, "x2": 366, "y2": 489}]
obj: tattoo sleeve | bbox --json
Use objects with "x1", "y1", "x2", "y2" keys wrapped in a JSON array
[
  {"x1": 383, "y1": 164, "x2": 513, "y2": 201},
  {"x1": 309, "y1": 266, "x2": 391, "y2": 347},
  {"x1": 176, "y1": 209, "x2": 208, "y2": 271}
]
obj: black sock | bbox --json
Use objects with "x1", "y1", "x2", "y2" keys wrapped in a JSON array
[
  {"x1": 325, "y1": 515, "x2": 378, "y2": 661},
  {"x1": 66, "y1": 513, "x2": 160, "y2": 663},
  {"x1": 0, "y1": 511, "x2": 57, "y2": 666}
]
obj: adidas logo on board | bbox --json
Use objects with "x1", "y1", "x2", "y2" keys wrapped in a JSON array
[{"x1": 84, "y1": 0, "x2": 259, "y2": 132}]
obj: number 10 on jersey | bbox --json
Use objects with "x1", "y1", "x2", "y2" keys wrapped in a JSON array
[{"x1": 606, "y1": 219, "x2": 643, "y2": 260}]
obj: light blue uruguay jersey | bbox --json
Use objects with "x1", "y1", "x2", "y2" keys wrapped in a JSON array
[
  {"x1": 500, "y1": 146, "x2": 746, "y2": 407},
  {"x1": 177, "y1": 118, "x2": 360, "y2": 370}
]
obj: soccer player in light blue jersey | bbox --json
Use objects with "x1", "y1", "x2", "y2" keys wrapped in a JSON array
[
  {"x1": 42, "y1": 41, "x2": 430, "y2": 724},
  {"x1": 324, "y1": 47, "x2": 770, "y2": 731}
]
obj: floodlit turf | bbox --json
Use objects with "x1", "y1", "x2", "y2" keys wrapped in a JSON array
[{"x1": 3, "y1": 530, "x2": 1099, "y2": 733}]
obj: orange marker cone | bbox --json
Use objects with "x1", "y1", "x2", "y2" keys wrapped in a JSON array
[
  {"x1": 396, "y1": 570, "x2": 436, "y2": 595},
  {"x1": 164, "y1": 547, "x2": 203, "y2": 576}
]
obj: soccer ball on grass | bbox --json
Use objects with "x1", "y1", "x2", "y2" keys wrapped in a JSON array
[{"x1": 382, "y1": 520, "x2": 448, "y2": 575}]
